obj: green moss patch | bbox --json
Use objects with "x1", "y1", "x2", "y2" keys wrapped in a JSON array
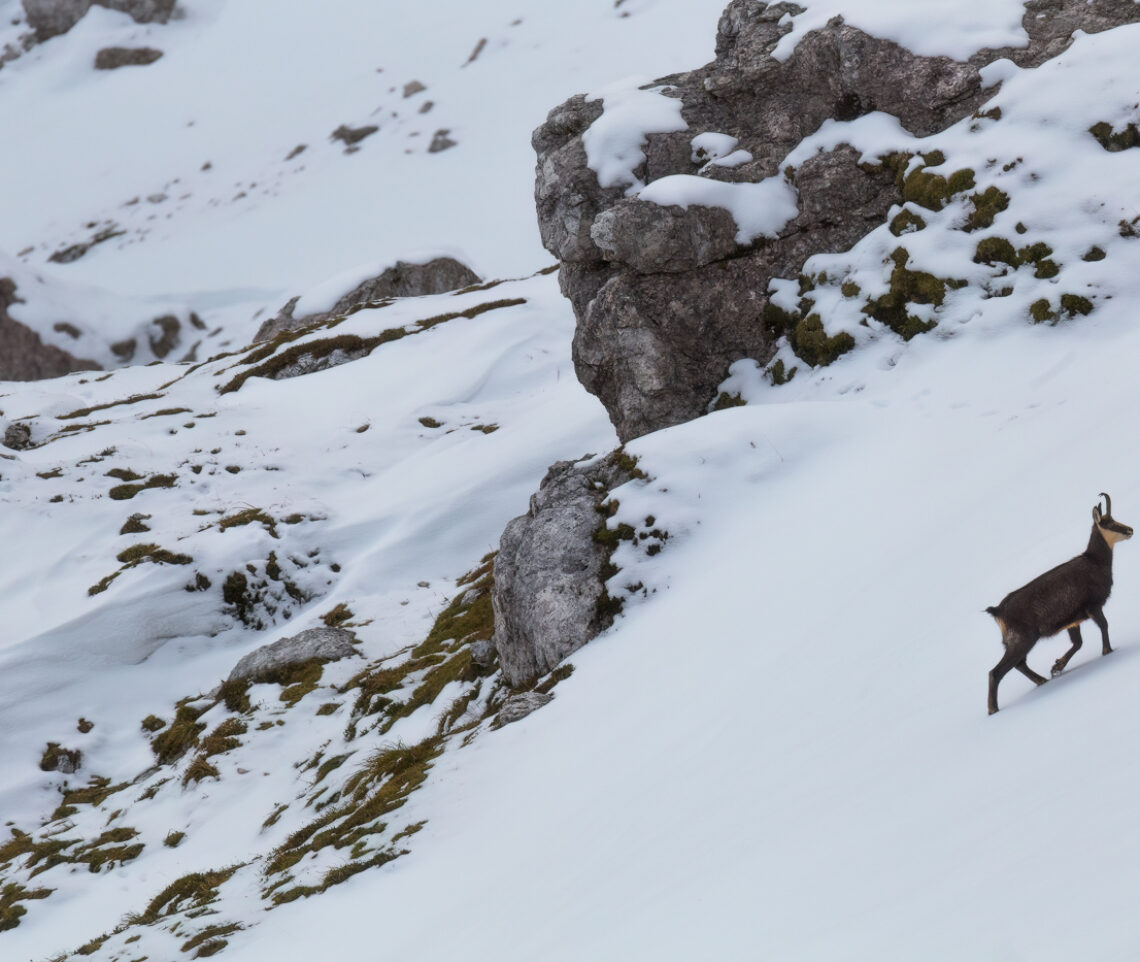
[
  {"x1": 119, "y1": 513, "x2": 152, "y2": 534},
  {"x1": 964, "y1": 186, "x2": 1010, "y2": 231},
  {"x1": 117, "y1": 543, "x2": 193, "y2": 566},
  {"x1": 1089, "y1": 121, "x2": 1140, "y2": 152},
  {"x1": 109, "y1": 473, "x2": 177, "y2": 500},
  {"x1": 712, "y1": 392, "x2": 746, "y2": 410},
  {"x1": 139, "y1": 865, "x2": 241, "y2": 923},
  {"x1": 0, "y1": 883, "x2": 52, "y2": 932},
  {"x1": 141, "y1": 714, "x2": 166, "y2": 733},
  {"x1": 1060, "y1": 293, "x2": 1094, "y2": 317},
  {"x1": 790, "y1": 315, "x2": 855, "y2": 366},
  {"x1": 217, "y1": 507, "x2": 279, "y2": 538},
  {"x1": 900, "y1": 157, "x2": 975, "y2": 212},
  {"x1": 973, "y1": 236, "x2": 1019, "y2": 266},
  {"x1": 151, "y1": 703, "x2": 209, "y2": 764},
  {"x1": 55, "y1": 775, "x2": 129, "y2": 815},
  {"x1": 181, "y1": 922, "x2": 243, "y2": 956},
  {"x1": 57, "y1": 392, "x2": 165, "y2": 421},
  {"x1": 263, "y1": 737, "x2": 441, "y2": 900},
  {"x1": 218, "y1": 678, "x2": 252, "y2": 714},
  {"x1": 140, "y1": 407, "x2": 193, "y2": 420},
  {"x1": 861, "y1": 247, "x2": 964, "y2": 340},
  {"x1": 769, "y1": 358, "x2": 797, "y2": 385},
  {"x1": 322, "y1": 603, "x2": 354, "y2": 627},
  {"x1": 889, "y1": 208, "x2": 927, "y2": 236},
  {"x1": 200, "y1": 718, "x2": 247, "y2": 757},
  {"x1": 182, "y1": 754, "x2": 221, "y2": 787}
]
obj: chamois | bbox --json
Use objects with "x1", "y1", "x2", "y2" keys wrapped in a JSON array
[{"x1": 987, "y1": 493, "x2": 1132, "y2": 715}]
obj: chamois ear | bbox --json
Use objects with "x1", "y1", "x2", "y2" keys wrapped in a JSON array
[{"x1": 1093, "y1": 503, "x2": 1103, "y2": 524}]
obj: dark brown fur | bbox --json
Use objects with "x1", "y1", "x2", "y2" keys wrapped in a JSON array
[{"x1": 987, "y1": 494, "x2": 1132, "y2": 714}]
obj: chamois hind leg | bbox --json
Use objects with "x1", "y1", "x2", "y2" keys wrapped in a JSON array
[
  {"x1": 1052, "y1": 626, "x2": 1083, "y2": 677},
  {"x1": 1016, "y1": 660, "x2": 1048, "y2": 686},
  {"x1": 1090, "y1": 607, "x2": 1112, "y2": 656},
  {"x1": 989, "y1": 638, "x2": 1034, "y2": 715}
]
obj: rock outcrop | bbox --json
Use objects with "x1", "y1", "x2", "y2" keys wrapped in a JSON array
[
  {"x1": 496, "y1": 691, "x2": 554, "y2": 726},
  {"x1": 94, "y1": 46, "x2": 163, "y2": 69},
  {"x1": 22, "y1": 0, "x2": 175, "y2": 42},
  {"x1": 253, "y1": 256, "x2": 481, "y2": 342},
  {"x1": 492, "y1": 453, "x2": 640, "y2": 688},
  {"x1": 227, "y1": 627, "x2": 357, "y2": 684},
  {"x1": 533, "y1": 0, "x2": 1140, "y2": 441},
  {"x1": 0, "y1": 277, "x2": 100, "y2": 381}
]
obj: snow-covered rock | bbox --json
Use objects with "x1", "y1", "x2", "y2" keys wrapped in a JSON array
[
  {"x1": 227, "y1": 627, "x2": 358, "y2": 683},
  {"x1": 22, "y1": 0, "x2": 174, "y2": 41},
  {"x1": 254, "y1": 255, "x2": 481, "y2": 342},
  {"x1": 493, "y1": 453, "x2": 641, "y2": 688}
]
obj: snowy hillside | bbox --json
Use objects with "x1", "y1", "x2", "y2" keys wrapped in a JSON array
[{"x1": 3, "y1": 0, "x2": 1140, "y2": 960}]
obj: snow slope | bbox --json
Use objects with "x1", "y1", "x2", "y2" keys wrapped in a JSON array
[
  {"x1": 3, "y1": 1, "x2": 1140, "y2": 960},
  {"x1": 0, "y1": 0, "x2": 733, "y2": 338}
]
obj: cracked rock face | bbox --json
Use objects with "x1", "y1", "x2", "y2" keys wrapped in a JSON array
[
  {"x1": 533, "y1": 0, "x2": 1140, "y2": 441},
  {"x1": 492, "y1": 454, "x2": 638, "y2": 689}
]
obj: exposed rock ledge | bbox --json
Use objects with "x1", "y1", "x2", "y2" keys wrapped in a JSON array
[
  {"x1": 492, "y1": 452, "x2": 640, "y2": 689},
  {"x1": 533, "y1": 0, "x2": 1140, "y2": 441},
  {"x1": 253, "y1": 256, "x2": 481, "y2": 343}
]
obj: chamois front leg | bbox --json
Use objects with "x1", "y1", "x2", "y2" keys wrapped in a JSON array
[
  {"x1": 1052, "y1": 626, "x2": 1083, "y2": 677},
  {"x1": 1090, "y1": 607, "x2": 1112, "y2": 656}
]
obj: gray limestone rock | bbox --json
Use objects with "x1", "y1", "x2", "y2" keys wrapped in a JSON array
[
  {"x1": 492, "y1": 452, "x2": 640, "y2": 689},
  {"x1": 496, "y1": 691, "x2": 553, "y2": 726},
  {"x1": 469, "y1": 638, "x2": 496, "y2": 669},
  {"x1": 23, "y1": 0, "x2": 174, "y2": 41},
  {"x1": 3, "y1": 421, "x2": 33, "y2": 451},
  {"x1": 532, "y1": 0, "x2": 1140, "y2": 441},
  {"x1": 227, "y1": 627, "x2": 357, "y2": 684},
  {"x1": 428, "y1": 129, "x2": 457, "y2": 153},
  {"x1": 331, "y1": 123, "x2": 379, "y2": 148},
  {"x1": 253, "y1": 256, "x2": 480, "y2": 342},
  {"x1": 94, "y1": 45, "x2": 163, "y2": 69}
]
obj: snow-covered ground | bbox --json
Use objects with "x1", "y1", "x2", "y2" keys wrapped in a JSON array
[{"x1": 3, "y1": 0, "x2": 1140, "y2": 959}]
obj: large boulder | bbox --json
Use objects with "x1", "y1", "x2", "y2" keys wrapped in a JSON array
[
  {"x1": 227, "y1": 627, "x2": 357, "y2": 684},
  {"x1": 492, "y1": 453, "x2": 640, "y2": 689},
  {"x1": 22, "y1": 0, "x2": 175, "y2": 41},
  {"x1": 533, "y1": 0, "x2": 1140, "y2": 441},
  {"x1": 253, "y1": 256, "x2": 481, "y2": 343}
]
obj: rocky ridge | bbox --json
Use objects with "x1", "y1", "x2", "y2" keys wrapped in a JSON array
[{"x1": 533, "y1": 0, "x2": 1140, "y2": 442}]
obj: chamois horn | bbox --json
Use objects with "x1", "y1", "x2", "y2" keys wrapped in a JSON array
[{"x1": 1100, "y1": 492, "x2": 1113, "y2": 517}]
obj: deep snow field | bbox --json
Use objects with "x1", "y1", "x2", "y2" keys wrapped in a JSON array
[{"x1": 3, "y1": 0, "x2": 1140, "y2": 960}]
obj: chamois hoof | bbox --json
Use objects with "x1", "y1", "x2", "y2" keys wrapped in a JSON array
[
  {"x1": 1051, "y1": 664, "x2": 1064, "y2": 678},
  {"x1": 988, "y1": 705, "x2": 998, "y2": 716}
]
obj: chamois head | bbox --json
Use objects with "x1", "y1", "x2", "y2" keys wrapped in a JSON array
[{"x1": 1094, "y1": 492, "x2": 1133, "y2": 547}]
